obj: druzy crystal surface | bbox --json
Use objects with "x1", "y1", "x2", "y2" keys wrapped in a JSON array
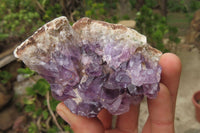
[{"x1": 14, "y1": 16, "x2": 162, "y2": 117}]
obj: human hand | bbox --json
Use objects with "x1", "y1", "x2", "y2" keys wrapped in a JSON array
[{"x1": 56, "y1": 53, "x2": 181, "y2": 133}]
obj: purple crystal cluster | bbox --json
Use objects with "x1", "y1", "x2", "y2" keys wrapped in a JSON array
[{"x1": 14, "y1": 16, "x2": 162, "y2": 117}]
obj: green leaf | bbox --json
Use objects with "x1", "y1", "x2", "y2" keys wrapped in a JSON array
[
  {"x1": 47, "y1": 126, "x2": 58, "y2": 133},
  {"x1": 64, "y1": 125, "x2": 73, "y2": 133},
  {"x1": 42, "y1": 110, "x2": 49, "y2": 120},
  {"x1": 23, "y1": 97, "x2": 35, "y2": 105},
  {"x1": 85, "y1": 10, "x2": 92, "y2": 17},
  {"x1": 43, "y1": 99, "x2": 47, "y2": 106},
  {"x1": 32, "y1": 108, "x2": 42, "y2": 118},
  {"x1": 33, "y1": 79, "x2": 50, "y2": 96},
  {"x1": 17, "y1": 68, "x2": 35, "y2": 77},
  {"x1": 36, "y1": 108, "x2": 43, "y2": 116},
  {"x1": 0, "y1": 33, "x2": 9, "y2": 40},
  {"x1": 25, "y1": 104, "x2": 35, "y2": 112},
  {"x1": 26, "y1": 87, "x2": 36, "y2": 96},
  {"x1": 50, "y1": 98, "x2": 60, "y2": 111},
  {"x1": 28, "y1": 122, "x2": 38, "y2": 133},
  {"x1": 0, "y1": 71, "x2": 12, "y2": 84}
]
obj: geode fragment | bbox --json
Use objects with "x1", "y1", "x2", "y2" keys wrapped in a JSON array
[{"x1": 14, "y1": 16, "x2": 162, "y2": 117}]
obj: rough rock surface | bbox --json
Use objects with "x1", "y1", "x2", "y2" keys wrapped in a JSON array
[
  {"x1": 0, "y1": 92, "x2": 11, "y2": 110},
  {"x1": 0, "y1": 83, "x2": 12, "y2": 110},
  {"x1": 14, "y1": 16, "x2": 162, "y2": 117},
  {"x1": 0, "y1": 105, "x2": 18, "y2": 131}
]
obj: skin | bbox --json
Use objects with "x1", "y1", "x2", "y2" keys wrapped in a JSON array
[{"x1": 56, "y1": 53, "x2": 182, "y2": 133}]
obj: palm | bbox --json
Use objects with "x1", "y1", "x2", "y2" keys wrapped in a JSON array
[{"x1": 56, "y1": 53, "x2": 181, "y2": 133}]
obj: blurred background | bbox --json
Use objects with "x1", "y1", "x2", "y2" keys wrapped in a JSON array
[{"x1": 0, "y1": 0, "x2": 200, "y2": 132}]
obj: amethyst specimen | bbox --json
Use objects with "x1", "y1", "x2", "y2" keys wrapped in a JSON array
[{"x1": 14, "y1": 16, "x2": 162, "y2": 117}]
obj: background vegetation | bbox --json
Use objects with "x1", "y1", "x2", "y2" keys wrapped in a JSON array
[{"x1": 0, "y1": 0, "x2": 200, "y2": 132}]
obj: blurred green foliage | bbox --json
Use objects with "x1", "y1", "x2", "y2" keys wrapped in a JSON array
[
  {"x1": 23, "y1": 78, "x2": 71, "y2": 132},
  {"x1": 17, "y1": 67, "x2": 35, "y2": 78},
  {"x1": 129, "y1": 0, "x2": 137, "y2": 9},
  {"x1": 0, "y1": 0, "x2": 64, "y2": 41},
  {"x1": 144, "y1": 0, "x2": 158, "y2": 8},
  {"x1": 17, "y1": 68, "x2": 72, "y2": 133},
  {"x1": 129, "y1": 0, "x2": 200, "y2": 13},
  {"x1": 73, "y1": 0, "x2": 119, "y2": 23},
  {"x1": 136, "y1": 6, "x2": 180, "y2": 51},
  {"x1": 189, "y1": 0, "x2": 200, "y2": 12},
  {"x1": 0, "y1": 70, "x2": 12, "y2": 84},
  {"x1": 168, "y1": 0, "x2": 188, "y2": 12},
  {"x1": 0, "y1": 0, "x2": 43, "y2": 40},
  {"x1": 26, "y1": 78, "x2": 50, "y2": 96},
  {"x1": 129, "y1": 0, "x2": 158, "y2": 9},
  {"x1": 73, "y1": 0, "x2": 106, "y2": 20},
  {"x1": 28, "y1": 122, "x2": 38, "y2": 133},
  {"x1": 0, "y1": 0, "x2": 121, "y2": 42},
  {"x1": 0, "y1": 0, "x2": 198, "y2": 45},
  {"x1": 168, "y1": 0, "x2": 200, "y2": 12}
]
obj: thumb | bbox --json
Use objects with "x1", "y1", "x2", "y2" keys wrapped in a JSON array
[{"x1": 56, "y1": 102, "x2": 104, "y2": 133}]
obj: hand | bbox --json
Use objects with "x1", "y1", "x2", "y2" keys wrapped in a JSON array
[{"x1": 56, "y1": 53, "x2": 181, "y2": 133}]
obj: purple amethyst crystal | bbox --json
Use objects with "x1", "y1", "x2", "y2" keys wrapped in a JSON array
[{"x1": 14, "y1": 16, "x2": 162, "y2": 117}]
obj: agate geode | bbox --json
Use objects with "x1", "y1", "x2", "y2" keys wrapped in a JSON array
[{"x1": 14, "y1": 16, "x2": 162, "y2": 117}]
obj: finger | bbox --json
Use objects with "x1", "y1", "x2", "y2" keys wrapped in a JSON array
[
  {"x1": 143, "y1": 83, "x2": 174, "y2": 133},
  {"x1": 56, "y1": 102, "x2": 104, "y2": 133},
  {"x1": 105, "y1": 129, "x2": 128, "y2": 133},
  {"x1": 159, "y1": 53, "x2": 181, "y2": 112},
  {"x1": 116, "y1": 104, "x2": 140, "y2": 133},
  {"x1": 143, "y1": 53, "x2": 181, "y2": 133},
  {"x1": 97, "y1": 109, "x2": 112, "y2": 129}
]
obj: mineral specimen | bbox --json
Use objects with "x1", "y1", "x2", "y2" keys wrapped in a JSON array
[{"x1": 14, "y1": 16, "x2": 162, "y2": 117}]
